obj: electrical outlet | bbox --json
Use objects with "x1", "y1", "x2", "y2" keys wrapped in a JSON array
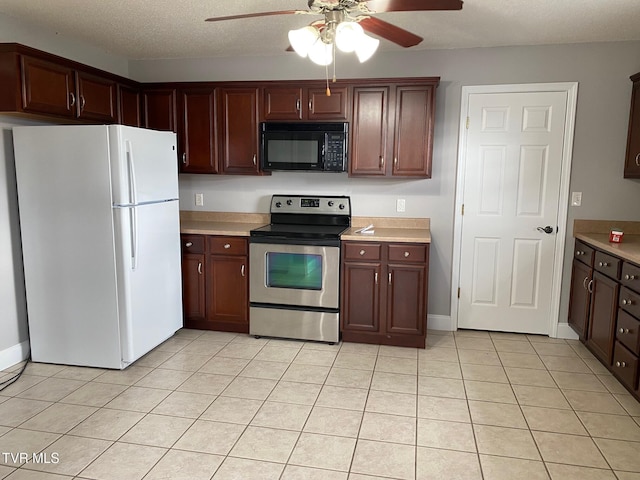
[
  {"x1": 571, "y1": 192, "x2": 582, "y2": 207},
  {"x1": 195, "y1": 193, "x2": 204, "y2": 207},
  {"x1": 396, "y1": 198, "x2": 406, "y2": 213}
]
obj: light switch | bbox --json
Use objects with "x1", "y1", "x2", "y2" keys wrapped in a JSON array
[
  {"x1": 396, "y1": 198, "x2": 406, "y2": 213},
  {"x1": 571, "y1": 192, "x2": 582, "y2": 207}
]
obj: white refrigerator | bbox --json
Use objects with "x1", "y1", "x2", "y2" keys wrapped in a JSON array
[{"x1": 13, "y1": 125, "x2": 183, "y2": 369}]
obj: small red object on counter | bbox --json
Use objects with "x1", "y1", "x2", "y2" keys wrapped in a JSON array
[{"x1": 609, "y1": 229, "x2": 624, "y2": 243}]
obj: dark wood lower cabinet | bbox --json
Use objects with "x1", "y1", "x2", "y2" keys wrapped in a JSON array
[
  {"x1": 341, "y1": 241, "x2": 429, "y2": 347},
  {"x1": 568, "y1": 259, "x2": 592, "y2": 340},
  {"x1": 181, "y1": 234, "x2": 248, "y2": 333},
  {"x1": 587, "y1": 271, "x2": 619, "y2": 365}
]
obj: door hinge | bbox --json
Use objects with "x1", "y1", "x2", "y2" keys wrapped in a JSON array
[
  {"x1": 461, "y1": 204, "x2": 464, "y2": 216},
  {"x1": 466, "y1": 117, "x2": 470, "y2": 129},
  {"x1": 457, "y1": 287, "x2": 461, "y2": 298}
]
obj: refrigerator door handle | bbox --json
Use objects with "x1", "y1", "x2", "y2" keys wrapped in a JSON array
[
  {"x1": 126, "y1": 140, "x2": 138, "y2": 206},
  {"x1": 130, "y1": 207, "x2": 138, "y2": 270}
]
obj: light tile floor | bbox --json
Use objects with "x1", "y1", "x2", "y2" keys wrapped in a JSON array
[{"x1": 1, "y1": 329, "x2": 640, "y2": 479}]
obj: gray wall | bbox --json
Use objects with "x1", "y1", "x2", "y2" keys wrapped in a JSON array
[{"x1": 130, "y1": 42, "x2": 640, "y2": 325}]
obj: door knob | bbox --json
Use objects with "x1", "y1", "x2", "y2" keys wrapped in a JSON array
[{"x1": 537, "y1": 226, "x2": 554, "y2": 234}]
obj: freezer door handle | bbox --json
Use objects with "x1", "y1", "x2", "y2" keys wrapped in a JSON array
[{"x1": 126, "y1": 140, "x2": 138, "y2": 206}]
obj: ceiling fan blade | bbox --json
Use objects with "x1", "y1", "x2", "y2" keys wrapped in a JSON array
[
  {"x1": 364, "y1": 0, "x2": 463, "y2": 12},
  {"x1": 205, "y1": 10, "x2": 299, "y2": 22},
  {"x1": 358, "y1": 17, "x2": 423, "y2": 47}
]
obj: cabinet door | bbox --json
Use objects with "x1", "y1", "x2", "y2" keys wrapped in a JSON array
[
  {"x1": 263, "y1": 86, "x2": 303, "y2": 120},
  {"x1": 20, "y1": 55, "x2": 75, "y2": 117},
  {"x1": 307, "y1": 86, "x2": 348, "y2": 120},
  {"x1": 182, "y1": 253, "x2": 206, "y2": 324},
  {"x1": 624, "y1": 78, "x2": 640, "y2": 178},
  {"x1": 350, "y1": 87, "x2": 389, "y2": 176},
  {"x1": 219, "y1": 87, "x2": 260, "y2": 174},
  {"x1": 118, "y1": 84, "x2": 142, "y2": 127},
  {"x1": 568, "y1": 259, "x2": 592, "y2": 339},
  {"x1": 341, "y1": 261, "x2": 382, "y2": 332},
  {"x1": 386, "y1": 263, "x2": 427, "y2": 335},
  {"x1": 587, "y1": 271, "x2": 619, "y2": 365},
  {"x1": 76, "y1": 71, "x2": 117, "y2": 122},
  {"x1": 391, "y1": 85, "x2": 435, "y2": 177},
  {"x1": 207, "y1": 255, "x2": 249, "y2": 331},
  {"x1": 143, "y1": 88, "x2": 177, "y2": 132},
  {"x1": 179, "y1": 89, "x2": 218, "y2": 174}
]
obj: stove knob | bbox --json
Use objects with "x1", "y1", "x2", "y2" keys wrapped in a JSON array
[
  {"x1": 286, "y1": 200, "x2": 292, "y2": 206},
  {"x1": 275, "y1": 202, "x2": 282, "y2": 208},
  {"x1": 328, "y1": 201, "x2": 334, "y2": 207},
  {"x1": 339, "y1": 204, "x2": 345, "y2": 210}
]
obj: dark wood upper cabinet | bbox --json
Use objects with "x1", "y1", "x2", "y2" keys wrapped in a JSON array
[
  {"x1": 624, "y1": 72, "x2": 640, "y2": 178},
  {"x1": 143, "y1": 88, "x2": 177, "y2": 132},
  {"x1": 263, "y1": 85, "x2": 348, "y2": 121},
  {"x1": 350, "y1": 86, "x2": 389, "y2": 176},
  {"x1": 76, "y1": 71, "x2": 117, "y2": 122},
  {"x1": 117, "y1": 84, "x2": 142, "y2": 127},
  {"x1": 219, "y1": 87, "x2": 260, "y2": 175},
  {"x1": 179, "y1": 88, "x2": 218, "y2": 174},
  {"x1": 20, "y1": 55, "x2": 76, "y2": 118}
]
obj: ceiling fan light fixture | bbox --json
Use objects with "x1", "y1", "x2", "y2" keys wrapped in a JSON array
[
  {"x1": 335, "y1": 21, "x2": 364, "y2": 53},
  {"x1": 355, "y1": 33, "x2": 379, "y2": 63},
  {"x1": 288, "y1": 25, "x2": 320, "y2": 58},
  {"x1": 307, "y1": 38, "x2": 333, "y2": 66}
]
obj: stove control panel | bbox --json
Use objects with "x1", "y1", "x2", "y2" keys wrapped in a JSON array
[{"x1": 270, "y1": 195, "x2": 351, "y2": 215}]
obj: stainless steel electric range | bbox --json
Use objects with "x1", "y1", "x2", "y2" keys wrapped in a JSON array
[{"x1": 249, "y1": 194, "x2": 351, "y2": 343}]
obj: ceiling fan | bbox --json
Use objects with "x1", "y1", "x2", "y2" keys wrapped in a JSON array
[{"x1": 205, "y1": 0, "x2": 464, "y2": 60}]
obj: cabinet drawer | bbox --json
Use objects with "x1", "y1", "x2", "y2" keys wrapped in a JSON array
[
  {"x1": 208, "y1": 236, "x2": 248, "y2": 256},
  {"x1": 343, "y1": 242, "x2": 382, "y2": 261},
  {"x1": 617, "y1": 309, "x2": 640, "y2": 355},
  {"x1": 620, "y1": 286, "x2": 640, "y2": 319},
  {"x1": 612, "y1": 341, "x2": 638, "y2": 390},
  {"x1": 181, "y1": 234, "x2": 205, "y2": 254},
  {"x1": 574, "y1": 240, "x2": 595, "y2": 266},
  {"x1": 622, "y1": 262, "x2": 640, "y2": 293},
  {"x1": 594, "y1": 251, "x2": 621, "y2": 279},
  {"x1": 388, "y1": 244, "x2": 428, "y2": 263}
]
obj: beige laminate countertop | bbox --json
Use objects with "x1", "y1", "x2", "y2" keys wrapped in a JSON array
[
  {"x1": 574, "y1": 219, "x2": 640, "y2": 266},
  {"x1": 180, "y1": 212, "x2": 431, "y2": 243}
]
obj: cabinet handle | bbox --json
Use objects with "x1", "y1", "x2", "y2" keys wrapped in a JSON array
[
  {"x1": 296, "y1": 99, "x2": 301, "y2": 111},
  {"x1": 253, "y1": 154, "x2": 257, "y2": 166},
  {"x1": 404, "y1": 251, "x2": 410, "y2": 258},
  {"x1": 185, "y1": 241, "x2": 193, "y2": 247},
  {"x1": 598, "y1": 262, "x2": 609, "y2": 267},
  {"x1": 241, "y1": 264, "x2": 245, "y2": 277},
  {"x1": 622, "y1": 299, "x2": 634, "y2": 306},
  {"x1": 582, "y1": 276, "x2": 589, "y2": 290},
  {"x1": 587, "y1": 279, "x2": 593, "y2": 293},
  {"x1": 224, "y1": 243, "x2": 231, "y2": 249},
  {"x1": 182, "y1": 152, "x2": 187, "y2": 164},
  {"x1": 636, "y1": 153, "x2": 640, "y2": 167},
  {"x1": 388, "y1": 272, "x2": 392, "y2": 285},
  {"x1": 80, "y1": 95, "x2": 86, "y2": 111},
  {"x1": 625, "y1": 274, "x2": 637, "y2": 280},
  {"x1": 69, "y1": 92, "x2": 76, "y2": 106},
  {"x1": 576, "y1": 250, "x2": 584, "y2": 256},
  {"x1": 197, "y1": 262, "x2": 202, "y2": 275},
  {"x1": 379, "y1": 156, "x2": 384, "y2": 168},
  {"x1": 308, "y1": 99, "x2": 313, "y2": 111},
  {"x1": 394, "y1": 157, "x2": 398, "y2": 168},
  {"x1": 359, "y1": 249, "x2": 365, "y2": 256},
  {"x1": 374, "y1": 272, "x2": 378, "y2": 284},
  {"x1": 619, "y1": 327, "x2": 630, "y2": 334},
  {"x1": 616, "y1": 361, "x2": 627, "y2": 368}
]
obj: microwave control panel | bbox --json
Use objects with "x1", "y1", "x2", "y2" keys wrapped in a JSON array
[{"x1": 324, "y1": 133, "x2": 347, "y2": 172}]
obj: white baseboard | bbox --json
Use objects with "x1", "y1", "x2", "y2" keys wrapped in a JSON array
[
  {"x1": 428, "y1": 314, "x2": 454, "y2": 332},
  {"x1": 0, "y1": 341, "x2": 30, "y2": 371},
  {"x1": 555, "y1": 322, "x2": 579, "y2": 340}
]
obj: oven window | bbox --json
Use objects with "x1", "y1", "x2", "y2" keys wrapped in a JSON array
[{"x1": 266, "y1": 252, "x2": 322, "y2": 290}]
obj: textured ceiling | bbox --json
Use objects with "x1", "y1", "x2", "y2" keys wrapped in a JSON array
[{"x1": 0, "y1": 0, "x2": 639, "y2": 60}]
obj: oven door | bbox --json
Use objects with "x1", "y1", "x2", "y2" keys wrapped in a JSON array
[{"x1": 249, "y1": 242, "x2": 340, "y2": 309}]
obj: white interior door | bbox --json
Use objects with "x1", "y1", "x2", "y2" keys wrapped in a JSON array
[{"x1": 457, "y1": 88, "x2": 571, "y2": 334}]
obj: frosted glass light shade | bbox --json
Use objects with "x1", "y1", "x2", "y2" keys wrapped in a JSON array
[
  {"x1": 288, "y1": 26, "x2": 320, "y2": 58},
  {"x1": 335, "y1": 22, "x2": 364, "y2": 53},
  {"x1": 308, "y1": 40, "x2": 333, "y2": 66},
  {"x1": 355, "y1": 33, "x2": 380, "y2": 62}
]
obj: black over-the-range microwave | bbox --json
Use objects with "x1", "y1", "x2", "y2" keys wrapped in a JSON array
[{"x1": 259, "y1": 122, "x2": 348, "y2": 172}]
